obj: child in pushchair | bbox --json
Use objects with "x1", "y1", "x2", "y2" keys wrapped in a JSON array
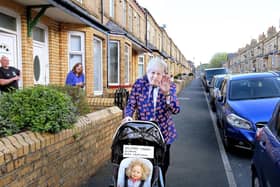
[{"x1": 111, "y1": 120, "x2": 166, "y2": 187}]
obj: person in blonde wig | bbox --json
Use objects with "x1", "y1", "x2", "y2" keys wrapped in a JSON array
[{"x1": 123, "y1": 57, "x2": 180, "y2": 179}]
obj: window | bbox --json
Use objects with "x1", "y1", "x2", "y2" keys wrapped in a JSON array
[
  {"x1": 109, "y1": 41, "x2": 119, "y2": 85},
  {"x1": 128, "y1": 6, "x2": 133, "y2": 32},
  {"x1": 137, "y1": 13, "x2": 140, "y2": 37},
  {"x1": 68, "y1": 32, "x2": 85, "y2": 71},
  {"x1": 123, "y1": 0, "x2": 127, "y2": 27},
  {"x1": 158, "y1": 33, "x2": 162, "y2": 50},
  {"x1": 93, "y1": 37, "x2": 103, "y2": 95},
  {"x1": 124, "y1": 44, "x2": 130, "y2": 84},
  {"x1": 147, "y1": 21, "x2": 150, "y2": 41},
  {"x1": 138, "y1": 55, "x2": 144, "y2": 78},
  {"x1": 0, "y1": 12, "x2": 16, "y2": 32},
  {"x1": 151, "y1": 27, "x2": 154, "y2": 44},
  {"x1": 273, "y1": 109, "x2": 280, "y2": 134},
  {"x1": 110, "y1": 0, "x2": 114, "y2": 18},
  {"x1": 277, "y1": 119, "x2": 280, "y2": 138},
  {"x1": 32, "y1": 26, "x2": 45, "y2": 43},
  {"x1": 162, "y1": 35, "x2": 165, "y2": 51}
]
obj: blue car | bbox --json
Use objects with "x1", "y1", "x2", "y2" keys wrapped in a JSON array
[
  {"x1": 216, "y1": 72, "x2": 280, "y2": 150},
  {"x1": 251, "y1": 101, "x2": 280, "y2": 187}
]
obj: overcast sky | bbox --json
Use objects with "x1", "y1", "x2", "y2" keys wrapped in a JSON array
[{"x1": 137, "y1": 0, "x2": 280, "y2": 66}]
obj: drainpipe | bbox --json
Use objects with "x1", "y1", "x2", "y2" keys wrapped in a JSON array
[{"x1": 107, "y1": 34, "x2": 110, "y2": 90}]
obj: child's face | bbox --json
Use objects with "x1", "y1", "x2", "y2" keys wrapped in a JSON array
[{"x1": 131, "y1": 165, "x2": 143, "y2": 180}]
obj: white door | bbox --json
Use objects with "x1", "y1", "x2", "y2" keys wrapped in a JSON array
[
  {"x1": 0, "y1": 32, "x2": 17, "y2": 68},
  {"x1": 33, "y1": 26, "x2": 49, "y2": 85},
  {"x1": 93, "y1": 37, "x2": 103, "y2": 95}
]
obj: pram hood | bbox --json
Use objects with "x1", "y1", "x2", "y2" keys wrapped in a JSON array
[
  {"x1": 111, "y1": 120, "x2": 166, "y2": 165},
  {"x1": 112, "y1": 120, "x2": 165, "y2": 148}
]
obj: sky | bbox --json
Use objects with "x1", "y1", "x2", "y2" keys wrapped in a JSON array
[{"x1": 137, "y1": 0, "x2": 280, "y2": 67}]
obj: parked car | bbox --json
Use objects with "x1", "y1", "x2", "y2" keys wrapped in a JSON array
[
  {"x1": 202, "y1": 67, "x2": 227, "y2": 92},
  {"x1": 209, "y1": 74, "x2": 227, "y2": 112},
  {"x1": 251, "y1": 101, "x2": 280, "y2": 187},
  {"x1": 270, "y1": 70, "x2": 280, "y2": 76},
  {"x1": 216, "y1": 72, "x2": 280, "y2": 150}
]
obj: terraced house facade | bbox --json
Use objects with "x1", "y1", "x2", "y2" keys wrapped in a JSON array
[
  {"x1": 226, "y1": 26, "x2": 280, "y2": 73},
  {"x1": 0, "y1": 0, "x2": 192, "y2": 98}
]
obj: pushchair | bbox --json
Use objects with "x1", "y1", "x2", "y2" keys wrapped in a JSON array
[{"x1": 110, "y1": 120, "x2": 166, "y2": 187}]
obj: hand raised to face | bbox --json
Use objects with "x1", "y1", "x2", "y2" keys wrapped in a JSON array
[{"x1": 160, "y1": 75, "x2": 170, "y2": 95}]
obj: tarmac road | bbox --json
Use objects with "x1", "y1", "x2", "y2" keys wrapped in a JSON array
[{"x1": 82, "y1": 78, "x2": 235, "y2": 187}]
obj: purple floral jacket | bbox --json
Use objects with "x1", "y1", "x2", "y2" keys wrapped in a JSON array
[{"x1": 125, "y1": 75, "x2": 180, "y2": 144}]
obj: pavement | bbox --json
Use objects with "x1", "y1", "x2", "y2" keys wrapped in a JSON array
[{"x1": 81, "y1": 78, "x2": 230, "y2": 187}]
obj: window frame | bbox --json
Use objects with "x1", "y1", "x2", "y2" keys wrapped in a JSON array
[
  {"x1": 128, "y1": 5, "x2": 133, "y2": 32},
  {"x1": 147, "y1": 21, "x2": 150, "y2": 41},
  {"x1": 122, "y1": 0, "x2": 127, "y2": 27},
  {"x1": 108, "y1": 40, "x2": 120, "y2": 85},
  {"x1": 93, "y1": 36, "x2": 103, "y2": 95},
  {"x1": 109, "y1": 0, "x2": 114, "y2": 18},
  {"x1": 68, "y1": 31, "x2": 85, "y2": 72},
  {"x1": 138, "y1": 55, "x2": 145, "y2": 78}
]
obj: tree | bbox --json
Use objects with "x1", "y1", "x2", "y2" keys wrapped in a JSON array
[{"x1": 209, "y1": 52, "x2": 227, "y2": 68}]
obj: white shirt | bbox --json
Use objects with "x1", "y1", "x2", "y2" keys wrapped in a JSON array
[{"x1": 149, "y1": 86, "x2": 159, "y2": 109}]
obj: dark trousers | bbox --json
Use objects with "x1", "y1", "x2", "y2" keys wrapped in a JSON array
[{"x1": 162, "y1": 144, "x2": 171, "y2": 180}]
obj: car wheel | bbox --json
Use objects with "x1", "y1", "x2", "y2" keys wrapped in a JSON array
[
  {"x1": 221, "y1": 127, "x2": 231, "y2": 151},
  {"x1": 215, "y1": 113, "x2": 221, "y2": 128},
  {"x1": 252, "y1": 170, "x2": 261, "y2": 187},
  {"x1": 210, "y1": 100, "x2": 216, "y2": 112},
  {"x1": 211, "y1": 105, "x2": 216, "y2": 112}
]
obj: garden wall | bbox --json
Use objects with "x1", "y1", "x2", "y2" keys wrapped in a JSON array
[{"x1": 0, "y1": 106, "x2": 122, "y2": 187}]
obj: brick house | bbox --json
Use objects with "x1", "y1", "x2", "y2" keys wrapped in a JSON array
[{"x1": 0, "y1": 0, "x2": 190, "y2": 99}]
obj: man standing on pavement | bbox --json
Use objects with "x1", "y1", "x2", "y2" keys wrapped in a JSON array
[{"x1": 0, "y1": 55, "x2": 20, "y2": 93}]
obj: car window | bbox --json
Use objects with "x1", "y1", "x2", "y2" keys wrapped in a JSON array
[
  {"x1": 215, "y1": 77, "x2": 224, "y2": 89},
  {"x1": 205, "y1": 69, "x2": 227, "y2": 81},
  {"x1": 277, "y1": 111, "x2": 280, "y2": 138},
  {"x1": 229, "y1": 77, "x2": 280, "y2": 100}
]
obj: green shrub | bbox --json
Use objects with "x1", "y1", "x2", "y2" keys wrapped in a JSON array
[
  {"x1": 174, "y1": 73, "x2": 182, "y2": 79},
  {"x1": 0, "y1": 86, "x2": 77, "y2": 137},
  {"x1": 48, "y1": 85, "x2": 91, "y2": 116}
]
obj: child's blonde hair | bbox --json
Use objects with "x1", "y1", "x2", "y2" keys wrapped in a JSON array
[{"x1": 126, "y1": 159, "x2": 151, "y2": 180}]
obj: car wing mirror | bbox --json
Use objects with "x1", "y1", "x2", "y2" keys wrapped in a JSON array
[{"x1": 256, "y1": 123, "x2": 266, "y2": 128}]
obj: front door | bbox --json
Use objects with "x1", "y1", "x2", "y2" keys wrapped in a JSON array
[
  {"x1": 0, "y1": 32, "x2": 17, "y2": 68},
  {"x1": 32, "y1": 26, "x2": 49, "y2": 85},
  {"x1": 93, "y1": 37, "x2": 103, "y2": 95}
]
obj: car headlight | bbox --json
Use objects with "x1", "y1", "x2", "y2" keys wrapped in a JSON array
[{"x1": 226, "y1": 113, "x2": 252, "y2": 130}]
